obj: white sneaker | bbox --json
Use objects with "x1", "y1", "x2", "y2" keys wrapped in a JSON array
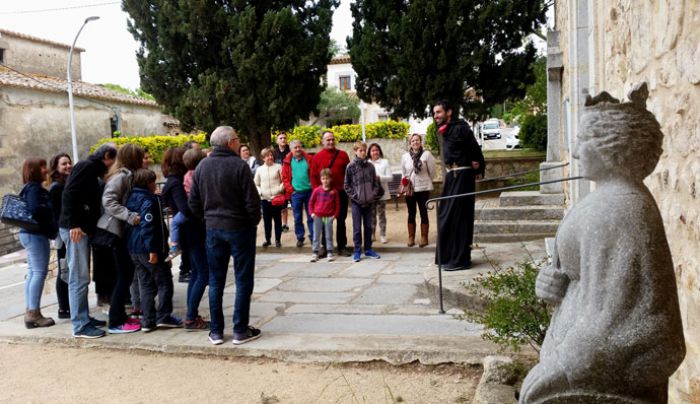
[
  {"x1": 310, "y1": 254, "x2": 319, "y2": 262},
  {"x1": 380, "y1": 236, "x2": 387, "y2": 244},
  {"x1": 327, "y1": 253, "x2": 335, "y2": 262}
]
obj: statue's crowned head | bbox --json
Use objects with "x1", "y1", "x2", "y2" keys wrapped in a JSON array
[{"x1": 578, "y1": 83, "x2": 663, "y2": 180}]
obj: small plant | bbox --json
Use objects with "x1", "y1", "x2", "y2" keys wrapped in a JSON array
[
  {"x1": 504, "y1": 170, "x2": 540, "y2": 191},
  {"x1": 463, "y1": 260, "x2": 551, "y2": 352}
]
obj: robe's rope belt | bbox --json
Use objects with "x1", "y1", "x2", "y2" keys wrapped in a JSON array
[{"x1": 445, "y1": 165, "x2": 472, "y2": 173}]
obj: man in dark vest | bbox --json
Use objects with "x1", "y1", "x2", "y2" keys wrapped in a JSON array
[{"x1": 433, "y1": 100, "x2": 485, "y2": 270}]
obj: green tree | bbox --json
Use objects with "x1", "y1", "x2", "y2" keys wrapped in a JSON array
[
  {"x1": 520, "y1": 113, "x2": 547, "y2": 151},
  {"x1": 310, "y1": 88, "x2": 360, "y2": 126},
  {"x1": 348, "y1": 0, "x2": 547, "y2": 121},
  {"x1": 503, "y1": 56, "x2": 547, "y2": 123},
  {"x1": 123, "y1": 0, "x2": 339, "y2": 152}
]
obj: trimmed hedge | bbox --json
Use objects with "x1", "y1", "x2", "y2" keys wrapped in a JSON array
[
  {"x1": 91, "y1": 133, "x2": 208, "y2": 164},
  {"x1": 91, "y1": 121, "x2": 410, "y2": 163},
  {"x1": 273, "y1": 120, "x2": 410, "y2": 147}
]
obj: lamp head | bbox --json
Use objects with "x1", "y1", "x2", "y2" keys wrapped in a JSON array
[{"x1": 85, "y1": 16, "x2": 100, "y2": 23}]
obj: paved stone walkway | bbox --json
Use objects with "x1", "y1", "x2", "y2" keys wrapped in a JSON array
[{"x1": 0, "y1": 239, "x2": 544, "y2": 364}]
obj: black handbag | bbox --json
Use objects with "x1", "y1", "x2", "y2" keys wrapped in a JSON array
[
  {"x1": 1, "y1": 186, "x2": 40, "y2": 232},
  {"x1": 89, "y1": 227, "x2": 120, "y2": 248}
]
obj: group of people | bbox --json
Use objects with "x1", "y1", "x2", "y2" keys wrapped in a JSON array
[{"x1": 15, "y1": 99, "x2": 483, "y2": 345}]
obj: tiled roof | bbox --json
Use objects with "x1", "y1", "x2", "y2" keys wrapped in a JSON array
[
  {"x1": 0, "y1": 66, "x2": 158, "y2": 107},
  {"x1": 330, "y1": 54, "x2": 351, "y2": 65},
  {"x1": 0, "y1": 29, "x2": 85, "y2": 52}
]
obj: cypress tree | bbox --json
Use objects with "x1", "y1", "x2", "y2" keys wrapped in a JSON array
[
  {"x1": 348, "y1": 0, "x2": 547, "y2": 120},
  {"x1": 123, "y1": 0, "x2": 339, "y2": 152}
]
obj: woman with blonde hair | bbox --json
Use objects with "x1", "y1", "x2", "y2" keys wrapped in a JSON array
[
  {"x1": 97, "y1": 143, "x2": 144, "y2": 334},
  {"x1": 254, "y1": 147, "x2": 285, "y2": 247}
]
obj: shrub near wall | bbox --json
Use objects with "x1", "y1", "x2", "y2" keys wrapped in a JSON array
[
  {"x1": 274, "y1": 120, "x2": 410, "y2": 148},
  {"x1": 92, "y1": 121, "x2": 409, "y2": 162},
  {"x1": 91, "y1": 133, "x2": 209, "y2": 164}
]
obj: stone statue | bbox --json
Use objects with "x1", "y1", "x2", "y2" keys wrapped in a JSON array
[{"x1": 519, "y1": 83, "x2": 686, "y2": 404}]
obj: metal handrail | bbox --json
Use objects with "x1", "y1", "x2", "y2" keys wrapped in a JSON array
[{"x1": 426, "y1": 176, "x2": 583, "y2": 313}]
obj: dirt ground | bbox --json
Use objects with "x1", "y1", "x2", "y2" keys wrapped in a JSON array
[{"x1": 0, "y1": 343, "x2": 480, "y2": 404}]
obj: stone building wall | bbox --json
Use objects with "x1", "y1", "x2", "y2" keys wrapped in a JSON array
[
  {"x1": 0, "y1": 30, "x2": 82, "y2": 81},
  {"x1": 0, "y1": 87, "x2": 169, "y2": 255},
  {"x1": 555, "y1": 1, "x2": 700, "y2": 401}
]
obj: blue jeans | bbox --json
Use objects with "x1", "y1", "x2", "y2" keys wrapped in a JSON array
[
  {"x1": 60, "y1": 227, "x2": 91, "y2": 333},
  {"x1": 312, "y1": 216, "x2": 334, "y2": 254},
  {"x1": 206, "y1": 228, "x2": 256, "y2": 334},
  {"x1": 351, "y1": 201, "x2": 373, "y2": 252},
  {"x1": 132, "y1": 254, "x2": 174, "y2": 326},
  {"x1": 184, "y1": 221, "x2": 208, "y2": 321},
  {"x1": 19, "y1": 232, "x2": 50, "y2": 310},
  {"x1": 291, "y1": 190, "x2": 313, "y2": 242},
  {"x1": 170, "y1": 211, "x2": 187, "y2": 244}
]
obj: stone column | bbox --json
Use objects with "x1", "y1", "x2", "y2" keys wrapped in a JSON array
[{"x1": 540, "y1": 30, "x2": 565, "y2": 194}]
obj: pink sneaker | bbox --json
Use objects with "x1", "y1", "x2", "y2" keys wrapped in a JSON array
[
  {"x1": 126, "y1": 317, "x2": 141, "y2": 326},
  {"x1": 108, "y1": 322, "x2": 141, "y2": 334}
]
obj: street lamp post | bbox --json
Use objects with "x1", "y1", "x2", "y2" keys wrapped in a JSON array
[{"x1": 67, "y1": 16, "x2": 99, "y2": 161}]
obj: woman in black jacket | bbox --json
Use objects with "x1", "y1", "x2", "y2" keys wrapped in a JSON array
[
  {"x1": 48, "y1": 153, "x2": 72, "y2": 319},
  {"x1": 19, "y1": 157, "x2": 58, "y2": 328},
  {"x1": 161, "y1": 147, "x2": 209, "y2": 331}
]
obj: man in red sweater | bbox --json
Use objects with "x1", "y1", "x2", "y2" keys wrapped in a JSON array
[{"x1": 310, "y1": 131, "x2": 351, "y2": 256}]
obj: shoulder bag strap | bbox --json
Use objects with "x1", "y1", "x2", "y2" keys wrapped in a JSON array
[
  {"x1": 18, "y1": 184, "x2": 31, "y2": 198},
  {"x1": 327, "y1": 150, "x2": 340, "y2": 170}
]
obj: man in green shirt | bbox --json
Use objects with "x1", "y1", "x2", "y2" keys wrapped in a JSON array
[{"x1": 282, "y1": 140, "x2": 314, "y2": 247}]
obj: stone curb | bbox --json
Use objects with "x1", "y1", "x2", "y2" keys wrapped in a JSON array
[{"x1": 0, "y1": 329, "x2": 501, "y2": 366}]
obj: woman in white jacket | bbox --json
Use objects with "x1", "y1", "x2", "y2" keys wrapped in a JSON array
[
  {"x1": 400, "y1": 134, "x2": 436, "y2": 247},
  {"x1": 368, "y1": 143, "x2": 392, "y2": 244},
  {"x1": 254, "y1": 148, "x2": 285, "y2": 247}
]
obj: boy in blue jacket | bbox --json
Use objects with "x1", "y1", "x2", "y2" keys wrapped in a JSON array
[{"x1": 126, "y1": 168, "x2": 182, "y2": 332}]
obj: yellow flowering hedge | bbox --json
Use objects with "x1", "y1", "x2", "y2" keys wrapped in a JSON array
[
  {"x1": 92, "y1": 120, "x2": 410, "y2": 162},
  {"x1": 272, "y1": 120, "x2": 410, "y2": 148},
  {"x1": 91, "y1": 133, "x2": 208, "y2": 164}
]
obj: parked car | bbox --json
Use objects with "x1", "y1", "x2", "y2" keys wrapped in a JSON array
[
  {"x1": 506, "y1": 126, "x2": 521, "y2": 149},
  {"x1": 481, "y1": 119, "x2": 501, "y2": 139}
]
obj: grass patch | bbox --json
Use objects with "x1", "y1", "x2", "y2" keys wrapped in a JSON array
[
  {"x1": 504, "y1": 170, "x2": 540, "y2": 191},
  {"x1": 483, "y1": 149, "x2": 545, "y2": 159}
]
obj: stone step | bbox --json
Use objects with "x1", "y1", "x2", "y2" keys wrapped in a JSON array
[
  {"x1": 474, "y1": 220, "x2": 560, "y2": 235},
  {"x1": 499, "y1": 191, "x2": 565, "y2": 207},
  {"x1": 474, "y1": 232, "x2": 555, "y2": 243},
  {"x1": 475, "y1": 205, "x2": 565, "y2": 221}
]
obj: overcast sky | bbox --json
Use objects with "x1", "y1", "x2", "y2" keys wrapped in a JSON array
[{"x1": 0, "y1": 0, "x2": 354, "y2": 90}]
